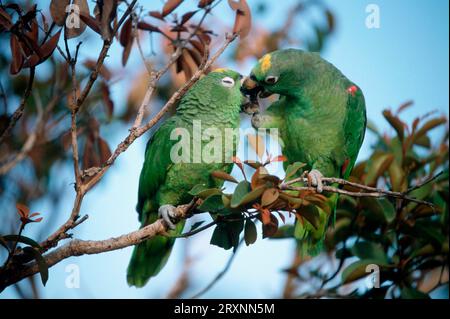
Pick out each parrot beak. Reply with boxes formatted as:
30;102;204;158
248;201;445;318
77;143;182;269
241;76;274;100
240;76;261;114
240;76;259;96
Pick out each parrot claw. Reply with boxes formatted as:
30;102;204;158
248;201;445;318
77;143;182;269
158;205;178;230
308;169;324;193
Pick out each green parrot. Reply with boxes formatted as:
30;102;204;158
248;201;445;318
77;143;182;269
242;49;366;255
127;69;244;287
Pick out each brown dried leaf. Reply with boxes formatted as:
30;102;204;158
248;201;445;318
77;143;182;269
122;36;134;66
50;0;70;26
10;35;24;75
198;0;214;8
180;10;198;25
80;13;101;35
187;47;203;67
325;9;335;32
190;39;205;56
101;82;114;121
397;100;414;114
120;17;133;47
149;10;165;21
27;19;39;43
96;0;117;41
65;0;89;39
228;0;251;38
97;137;112;163
196;32;211;45
162;0;184;17
83;136;99;169
0;7;13;30
23;30;62;68
137;21;160;32
261;188;279;207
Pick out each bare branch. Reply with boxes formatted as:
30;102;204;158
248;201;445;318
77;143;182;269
83;33;237;190
280;176;436;207
0;202;195;291
0;68;36;145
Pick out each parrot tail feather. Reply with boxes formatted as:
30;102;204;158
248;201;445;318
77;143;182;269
127;221;184;287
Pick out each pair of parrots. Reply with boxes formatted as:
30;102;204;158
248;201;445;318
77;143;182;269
127;49;367;287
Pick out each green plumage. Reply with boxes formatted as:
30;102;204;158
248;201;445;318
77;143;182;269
249;49;366;254
127;70;243;287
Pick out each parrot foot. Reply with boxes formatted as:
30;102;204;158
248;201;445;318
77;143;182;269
158;205;178;230
307;169;324;193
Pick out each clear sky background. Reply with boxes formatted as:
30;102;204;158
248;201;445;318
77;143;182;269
1;0;449;298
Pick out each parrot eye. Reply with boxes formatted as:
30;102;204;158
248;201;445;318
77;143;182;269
221;76;235;88
265;75;278;85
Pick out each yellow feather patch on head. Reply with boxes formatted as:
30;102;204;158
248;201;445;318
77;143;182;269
212;68;228;73
259;54;272;73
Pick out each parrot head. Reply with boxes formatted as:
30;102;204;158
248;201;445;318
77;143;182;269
178;68;246;115
205;68;244;102
241;49;311;101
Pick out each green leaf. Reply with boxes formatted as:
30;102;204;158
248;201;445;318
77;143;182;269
351;241;389;265
382;110;405;141
298;205;321;229
413;117;447;142
378;198;396;223
188;184;222;198
238;186;266;207
23;246;48;286
2;234;41;249
230;181;251;208
361;197;388;224
187;221;205;232
244;219;257;246
284;162;306;181
210;217;244;251
365;153;394;185
262;214;279;238
210;225;232;250
211;170;238;183
400;286;430;299
261;188;279;207
198;194;224;213
341;259;383;284
270;225;295;239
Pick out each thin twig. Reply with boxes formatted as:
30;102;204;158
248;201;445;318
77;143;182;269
0;201;193;291
280;176;435;207
191;238;244;299
83;33;237;190
0;67;36;145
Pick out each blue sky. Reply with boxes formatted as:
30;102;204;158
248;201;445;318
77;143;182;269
1;0;448;298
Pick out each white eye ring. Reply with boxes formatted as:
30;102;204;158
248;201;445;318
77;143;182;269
221;76;235;88
265;75;278;84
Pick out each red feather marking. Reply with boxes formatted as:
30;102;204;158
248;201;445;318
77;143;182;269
347;85;358;97
341;158;350;177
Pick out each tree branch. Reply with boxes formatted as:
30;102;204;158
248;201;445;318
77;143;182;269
280;176;436;207
0;67;35;145
0;202;195;291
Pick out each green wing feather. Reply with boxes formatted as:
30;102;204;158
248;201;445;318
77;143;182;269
127;118;183;287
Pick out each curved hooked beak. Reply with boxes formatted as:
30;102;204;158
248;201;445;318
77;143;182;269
241;76;274;99
240;77;262;114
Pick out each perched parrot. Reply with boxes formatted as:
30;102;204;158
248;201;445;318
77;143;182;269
127;69;244;287
242;49;366;255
